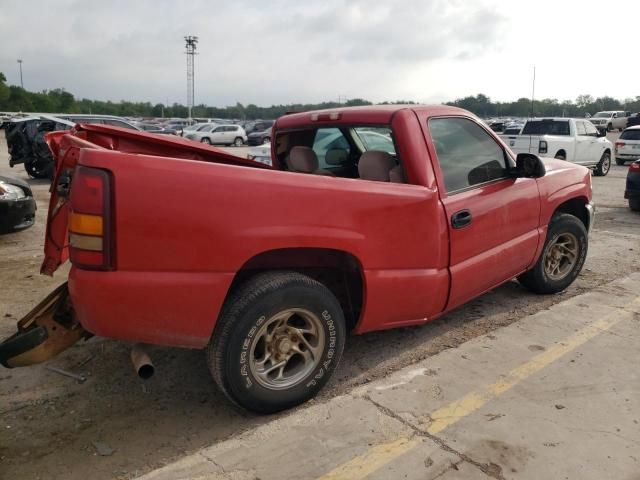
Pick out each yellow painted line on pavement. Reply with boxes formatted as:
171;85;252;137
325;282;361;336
318;296;639;480
319;437;421;480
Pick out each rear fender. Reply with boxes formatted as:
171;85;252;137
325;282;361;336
41;131;106;275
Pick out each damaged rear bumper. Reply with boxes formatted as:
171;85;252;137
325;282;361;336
0;283;89;368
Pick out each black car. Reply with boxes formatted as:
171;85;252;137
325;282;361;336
627;113;640;129
625;160;640;211
247;126;272;146
0;175;36;234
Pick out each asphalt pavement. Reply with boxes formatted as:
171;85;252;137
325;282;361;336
139;273;640;480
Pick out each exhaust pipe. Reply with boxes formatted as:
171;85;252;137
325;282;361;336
131;343;155;379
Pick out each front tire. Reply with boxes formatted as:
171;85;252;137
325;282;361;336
201;137;211;144
233;137;244;147
594;151;611;176
518;214;588;294
262;137;270;145
207;271;346;414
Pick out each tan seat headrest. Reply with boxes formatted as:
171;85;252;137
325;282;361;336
289;146;319;173
358;151;396;182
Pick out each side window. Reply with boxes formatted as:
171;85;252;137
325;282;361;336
429;117;508;194
584;121;598;136
576;122;587;136
312;128;351;168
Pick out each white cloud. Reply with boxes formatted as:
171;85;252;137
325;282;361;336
0;0;637;107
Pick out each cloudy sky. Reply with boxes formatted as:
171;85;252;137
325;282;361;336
0;0;638;107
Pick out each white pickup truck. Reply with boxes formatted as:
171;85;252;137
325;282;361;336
500;118;613;176
589;111;630;133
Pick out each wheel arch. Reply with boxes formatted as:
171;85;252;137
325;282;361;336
225;248;365;331
552;196;590;231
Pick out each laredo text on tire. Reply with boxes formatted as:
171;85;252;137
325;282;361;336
207;271;346;413
517;213;588;294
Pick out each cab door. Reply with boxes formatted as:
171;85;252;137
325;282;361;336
583;121;604;164
210;126;225;144
574;120;592;164
427;117;542;310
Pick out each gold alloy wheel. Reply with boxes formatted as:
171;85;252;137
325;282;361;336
543;232;579;281
249;308;325;390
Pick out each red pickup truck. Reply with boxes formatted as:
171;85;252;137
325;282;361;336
0;105;594;413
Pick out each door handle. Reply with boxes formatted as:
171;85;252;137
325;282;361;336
451;209;472;229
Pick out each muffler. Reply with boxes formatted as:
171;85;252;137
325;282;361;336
130;343;154;379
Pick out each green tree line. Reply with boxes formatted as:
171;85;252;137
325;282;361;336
446;93;640;118
1;72;638;120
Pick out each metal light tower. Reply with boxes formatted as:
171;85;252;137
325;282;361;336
17;59;23;89
184;36;198;120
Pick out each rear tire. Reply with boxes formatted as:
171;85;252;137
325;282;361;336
593;151;611;176
233;137;244;147
262;137;270;145
518;214;588;294
24;159;51;179
207;271;346;414
607;123;613;132
615;158;626;166
201;138;211;144
630;198;640;212
554;151;566;160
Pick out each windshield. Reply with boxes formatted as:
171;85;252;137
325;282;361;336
620;130;640;141
593;112;612;118
522;120;570;136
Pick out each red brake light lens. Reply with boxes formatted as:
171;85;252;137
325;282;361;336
630;162;640;172
69;166;113;270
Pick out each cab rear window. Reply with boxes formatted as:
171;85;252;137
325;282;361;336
522;121;570;136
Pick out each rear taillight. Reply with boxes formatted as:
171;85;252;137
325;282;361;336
630;162;640;172
615;142;625;151
539;140;548;154
68;166;113;270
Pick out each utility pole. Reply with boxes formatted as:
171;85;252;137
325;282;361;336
17;59;23;89
529;66;536;119
184;35;198;122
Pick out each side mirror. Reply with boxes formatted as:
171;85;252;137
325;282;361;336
511;153;546;178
